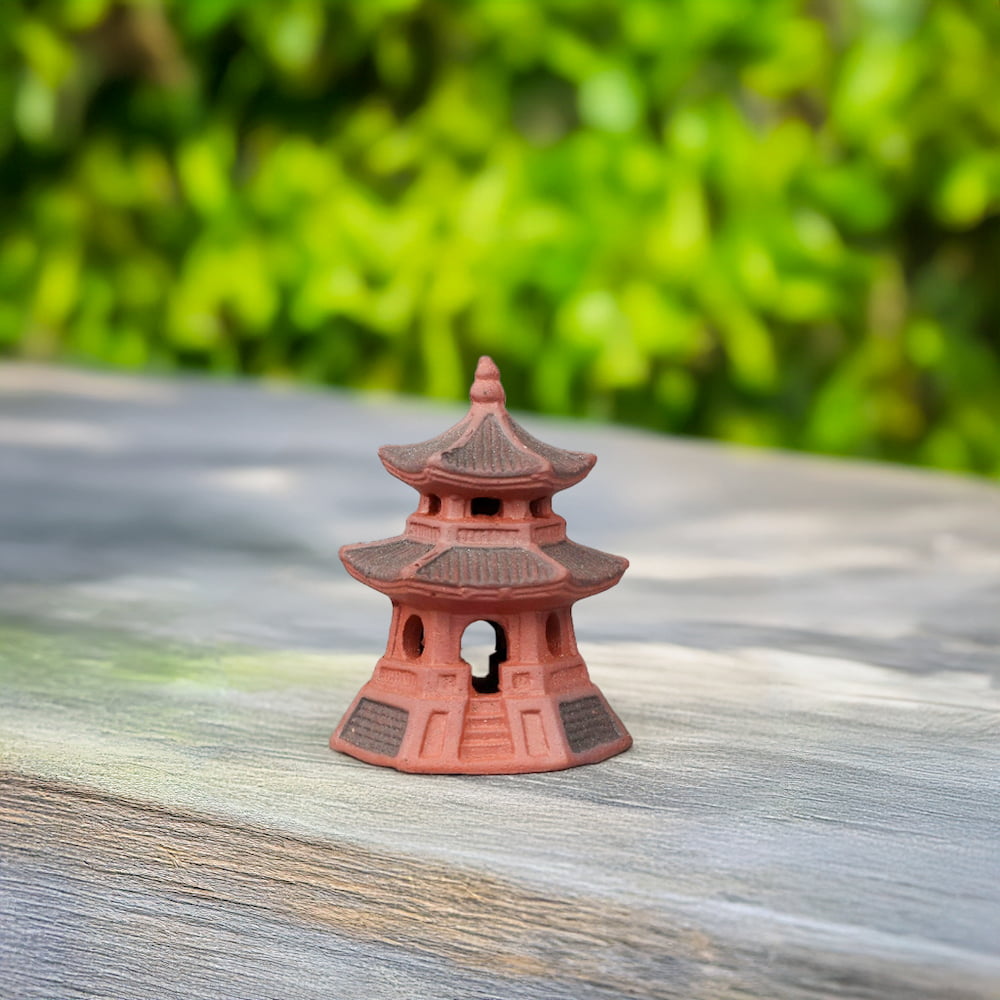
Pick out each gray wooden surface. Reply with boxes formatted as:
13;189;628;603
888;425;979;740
1;363;998;1000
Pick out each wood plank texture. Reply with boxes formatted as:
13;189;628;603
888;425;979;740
1;363;999;999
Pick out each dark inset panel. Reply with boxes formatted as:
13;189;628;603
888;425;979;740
340;698;409;757
559;695;620;754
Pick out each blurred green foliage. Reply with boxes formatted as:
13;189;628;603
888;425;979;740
1;0;999;473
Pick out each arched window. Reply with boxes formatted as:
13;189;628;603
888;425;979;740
461;620;507;694
545;612;563;656
401;614;424;659
530;497;551;517
425;494;441;515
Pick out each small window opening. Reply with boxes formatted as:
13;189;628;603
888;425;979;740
545;612;563;656
402;614;424;659
462;620;507;694
471;496;501;517
530;497;550;517
425;494;441;515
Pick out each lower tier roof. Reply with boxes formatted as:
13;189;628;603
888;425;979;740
340;536;626;595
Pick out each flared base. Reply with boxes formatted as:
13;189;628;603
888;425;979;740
330;666;632;774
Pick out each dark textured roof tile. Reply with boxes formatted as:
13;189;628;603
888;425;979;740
440;414;543;478
342;538;433;581
379;408;594;485
541;540;626;586
416;547;559;588
508;420;595;479
379;421;468;474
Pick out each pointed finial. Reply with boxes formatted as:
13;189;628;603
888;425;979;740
469;355;505;404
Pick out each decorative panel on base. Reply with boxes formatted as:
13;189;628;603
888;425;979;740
330;356;632;774
330;678;632;775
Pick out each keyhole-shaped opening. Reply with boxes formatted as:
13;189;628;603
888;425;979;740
461;620;507;694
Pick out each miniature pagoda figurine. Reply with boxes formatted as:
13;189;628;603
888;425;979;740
330;356;632;773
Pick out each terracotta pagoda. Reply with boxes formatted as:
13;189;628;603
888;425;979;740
330;356;632;773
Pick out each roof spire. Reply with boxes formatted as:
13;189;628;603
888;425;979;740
470;355;505;405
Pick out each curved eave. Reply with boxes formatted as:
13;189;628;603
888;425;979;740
339;537;435;587
377;409;596;494
376;419;470;478
347;578;623;607
340;536;627;600
339;570;624;606
377;461;592;495
540;539;628;590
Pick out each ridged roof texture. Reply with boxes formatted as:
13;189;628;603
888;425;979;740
339;356;628;600
346;539;434;582
379;356;595;488
341;537;626;595
417;547;557;587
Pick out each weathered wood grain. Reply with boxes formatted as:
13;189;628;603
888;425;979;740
3;770;995;1000
1;364;999;999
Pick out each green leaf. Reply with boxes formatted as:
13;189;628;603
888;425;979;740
578;69;642;134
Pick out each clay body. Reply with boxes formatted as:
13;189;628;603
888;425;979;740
330;356;632;773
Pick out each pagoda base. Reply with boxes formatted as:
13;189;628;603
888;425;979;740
330;665;632;774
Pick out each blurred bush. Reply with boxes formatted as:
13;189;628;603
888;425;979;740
1;0;998;473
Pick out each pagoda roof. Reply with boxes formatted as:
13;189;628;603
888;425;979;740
341;536;626;597
379;357;595;491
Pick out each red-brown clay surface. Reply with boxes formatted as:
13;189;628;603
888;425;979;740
330;356;633;773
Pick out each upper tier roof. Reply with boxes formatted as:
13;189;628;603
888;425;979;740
379;357;595;491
